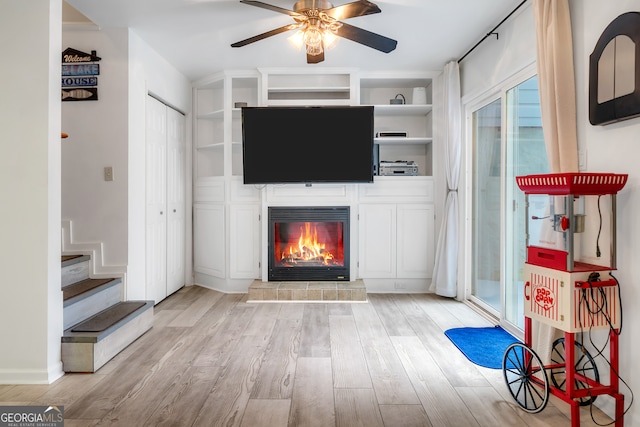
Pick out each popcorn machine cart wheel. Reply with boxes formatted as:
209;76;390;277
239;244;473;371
501;173;628;427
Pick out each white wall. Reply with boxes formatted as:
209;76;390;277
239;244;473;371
460;1;640;423
61;28;130;272
61;27;191;300
0;0;64;384
460;3;536;101
571;1;640;424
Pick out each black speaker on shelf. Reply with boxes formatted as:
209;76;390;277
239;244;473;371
372;143;380;176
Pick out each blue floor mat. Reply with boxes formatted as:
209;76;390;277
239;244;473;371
444;326;520;369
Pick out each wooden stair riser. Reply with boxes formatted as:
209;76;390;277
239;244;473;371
61;257;90;287
61;305;154;372
63;283;122;330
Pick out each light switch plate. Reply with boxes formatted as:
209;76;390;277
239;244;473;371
104;166;113;181
578;150;587;171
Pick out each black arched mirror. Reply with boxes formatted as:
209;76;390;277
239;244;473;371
589;12;640;125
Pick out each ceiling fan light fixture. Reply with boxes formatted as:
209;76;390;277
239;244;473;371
303;25;323;55
287;29;305;50
305;42;323;56
322;30;338;50
232;0;397;64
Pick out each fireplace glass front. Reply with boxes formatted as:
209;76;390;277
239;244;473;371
268;206;350;281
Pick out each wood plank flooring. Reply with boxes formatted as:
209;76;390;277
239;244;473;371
0;286;615;426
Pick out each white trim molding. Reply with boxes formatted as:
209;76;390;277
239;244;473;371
0;363;64;385
61;219;128;293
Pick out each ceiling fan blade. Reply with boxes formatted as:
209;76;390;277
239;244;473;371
239;0;302;17
231;23;302;48
307;50;325;64
335;22;397;53
324;1;381;20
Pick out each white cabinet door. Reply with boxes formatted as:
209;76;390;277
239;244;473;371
194;204;226;278
397;204;434;279
359;203;434;280
358;204;396;278
146;96;186;303
166;106;186;295
229;204;260;279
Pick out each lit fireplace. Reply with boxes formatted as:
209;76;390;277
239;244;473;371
278;222;342;266
269;206;349;281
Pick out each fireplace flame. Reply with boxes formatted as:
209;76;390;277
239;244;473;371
281;222;335;265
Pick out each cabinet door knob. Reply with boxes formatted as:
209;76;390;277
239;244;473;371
173;209;176;213
160;211;164;215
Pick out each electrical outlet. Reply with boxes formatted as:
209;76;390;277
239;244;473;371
104;166;113;181
394;282;406;290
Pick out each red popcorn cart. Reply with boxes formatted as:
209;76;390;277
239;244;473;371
502;173;628;426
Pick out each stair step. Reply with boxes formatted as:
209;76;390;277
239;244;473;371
61;300;154;372
63;277;120;304
61;254;88;266
63;278;122;330
70;301;147;332
61;254;90;287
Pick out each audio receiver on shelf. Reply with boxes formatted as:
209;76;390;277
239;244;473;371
376;131;407;137
379;160;418;176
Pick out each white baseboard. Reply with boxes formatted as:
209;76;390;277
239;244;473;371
361;278;432;293
193;272;253;294
0;363;64;385
61;219;127;294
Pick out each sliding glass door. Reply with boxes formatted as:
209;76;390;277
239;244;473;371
469;72;547;331
471;98;502;314
504;76;548;329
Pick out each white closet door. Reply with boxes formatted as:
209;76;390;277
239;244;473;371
146;96;168;304
166;106;186;295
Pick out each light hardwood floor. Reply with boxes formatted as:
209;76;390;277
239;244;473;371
0;286;615;426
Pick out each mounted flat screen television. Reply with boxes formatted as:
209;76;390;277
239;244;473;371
241;106;374;184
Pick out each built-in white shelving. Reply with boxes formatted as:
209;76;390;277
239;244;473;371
360;73;434;177
192;68;439;292
375;137;433;145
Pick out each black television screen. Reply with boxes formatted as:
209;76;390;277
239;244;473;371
241;106;374;184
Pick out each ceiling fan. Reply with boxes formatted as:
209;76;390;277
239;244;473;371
231;0;397;64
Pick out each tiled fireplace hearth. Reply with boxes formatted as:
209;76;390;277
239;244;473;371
248;280;367;302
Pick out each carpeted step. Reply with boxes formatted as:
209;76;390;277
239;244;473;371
62;300;154;372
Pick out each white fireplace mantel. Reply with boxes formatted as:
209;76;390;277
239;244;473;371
261;183;360;282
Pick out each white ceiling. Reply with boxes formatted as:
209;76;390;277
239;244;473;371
64;0;522;81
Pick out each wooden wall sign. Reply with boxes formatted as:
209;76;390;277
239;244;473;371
61;48;101;101
62;77;98;87
62;64;100;76
62;87;98;101
589;12;640;125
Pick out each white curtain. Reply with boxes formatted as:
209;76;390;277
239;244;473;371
430;61;461;298
532;0;579;361
534;0;579;173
